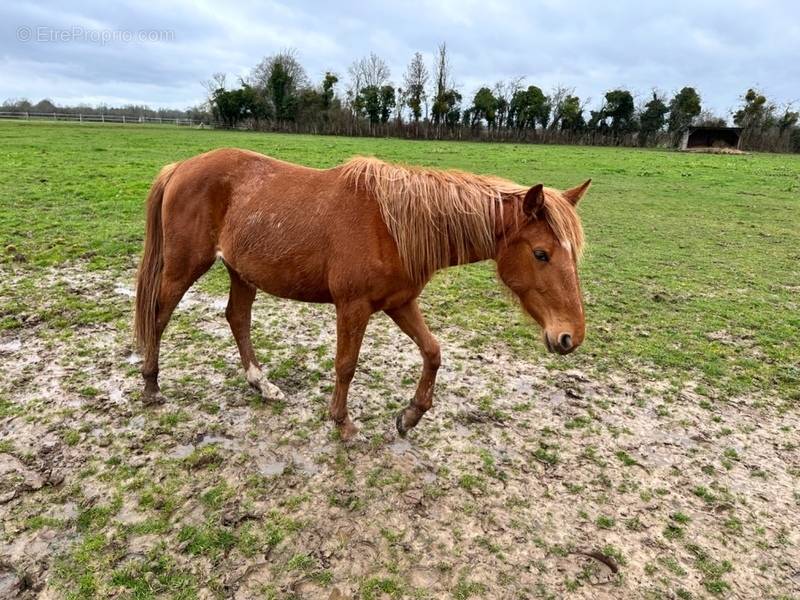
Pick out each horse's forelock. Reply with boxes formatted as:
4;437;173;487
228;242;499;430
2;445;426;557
540;189;585;259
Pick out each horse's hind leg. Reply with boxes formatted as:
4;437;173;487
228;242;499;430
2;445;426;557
225;267;284;401
141;264;211;404
386;300;441;436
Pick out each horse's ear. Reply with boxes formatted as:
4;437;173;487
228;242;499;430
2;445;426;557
522;184;545;218
563;179;591;206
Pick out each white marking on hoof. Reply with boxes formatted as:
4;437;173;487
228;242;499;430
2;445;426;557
246;363;285;401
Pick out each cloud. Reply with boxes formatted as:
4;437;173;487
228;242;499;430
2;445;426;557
2;0;798;115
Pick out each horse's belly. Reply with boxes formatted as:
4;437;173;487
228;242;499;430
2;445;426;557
229;255;333;303
219;210;335;302
256;275;333;303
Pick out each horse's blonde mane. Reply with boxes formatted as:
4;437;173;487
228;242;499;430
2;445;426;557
341;156;583;281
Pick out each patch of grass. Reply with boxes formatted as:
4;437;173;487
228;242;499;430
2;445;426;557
663;523;685;540
453;576;487;599
615;450;638;467
361;576;403;600
601;544;627;567
723;448;740;461
625;516;644;531
262;510;303;548
63;429;81;446
26;515;67;530
200;482;231;510
659;555;687;577
687;544;732;596
671;511;691;524
458;473;487;494
691;485;717;504
177;523;236;557
109;548;197;599
286;552;315;572
477;448;506;481
53;533;109;599
183;444;223;469
723;516;743;535
533;443;559;465
0;397;20;419
565;414;592;429
76;497;121;532
595;515;615;529
158;410;189;430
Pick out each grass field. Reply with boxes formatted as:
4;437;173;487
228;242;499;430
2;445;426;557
2;121;798;400
1;121;799;599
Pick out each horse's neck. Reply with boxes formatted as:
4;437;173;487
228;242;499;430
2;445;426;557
442;195;523;268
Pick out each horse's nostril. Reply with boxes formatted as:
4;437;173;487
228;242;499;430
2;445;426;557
558;333;572;351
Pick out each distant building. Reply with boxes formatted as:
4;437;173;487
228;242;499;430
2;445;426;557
679;127;742;150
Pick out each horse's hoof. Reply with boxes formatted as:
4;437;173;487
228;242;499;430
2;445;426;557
249;378;285;402
262;381;285;402
395;410;408;438
337;418;359;442
142;391;165;407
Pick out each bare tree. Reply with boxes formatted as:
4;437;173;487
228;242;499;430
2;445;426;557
347;52;391;116
201;72;227;110
202;72;227;94
346;62;364;112
348;53;390;89
431;42;455;126
250;49;309;90
432;43;451;102
365;52;391;87
547;84;574;131
403;52;429;123
493;77;524;129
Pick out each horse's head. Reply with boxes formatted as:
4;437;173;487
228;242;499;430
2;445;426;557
496;180;590;355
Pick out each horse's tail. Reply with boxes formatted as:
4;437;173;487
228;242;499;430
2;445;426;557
134;162;179;357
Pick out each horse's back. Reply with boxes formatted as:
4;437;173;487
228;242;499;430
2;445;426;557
163;148;408;305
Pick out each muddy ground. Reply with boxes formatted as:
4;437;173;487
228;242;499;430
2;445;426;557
1;263;798;599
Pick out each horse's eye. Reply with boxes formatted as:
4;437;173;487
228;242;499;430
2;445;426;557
534;250;549;262
533;249;549;263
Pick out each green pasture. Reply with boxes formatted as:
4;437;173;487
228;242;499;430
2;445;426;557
1;120;798;401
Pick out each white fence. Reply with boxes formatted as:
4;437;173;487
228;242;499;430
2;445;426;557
0;111;205;126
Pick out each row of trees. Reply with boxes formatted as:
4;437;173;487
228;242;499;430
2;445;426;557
4;45;798;153
201;45;798;152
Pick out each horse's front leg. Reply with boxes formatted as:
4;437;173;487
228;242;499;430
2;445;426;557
330;301;372;441
385;300;441;436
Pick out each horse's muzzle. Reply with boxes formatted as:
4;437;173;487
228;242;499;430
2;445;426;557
544;331;577;355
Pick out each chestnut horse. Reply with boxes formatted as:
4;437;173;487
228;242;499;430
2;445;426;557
134;149;590;440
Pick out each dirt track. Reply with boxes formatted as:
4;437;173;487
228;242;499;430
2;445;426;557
1;263;798;599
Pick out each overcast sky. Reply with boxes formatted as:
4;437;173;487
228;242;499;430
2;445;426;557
2;0;799;118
